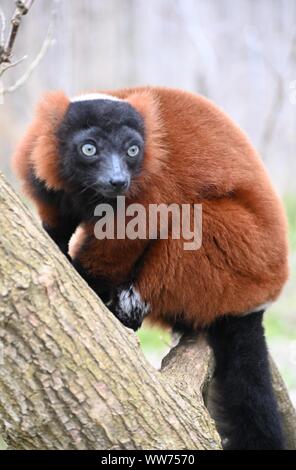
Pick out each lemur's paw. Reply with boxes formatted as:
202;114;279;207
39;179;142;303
109;285;150;331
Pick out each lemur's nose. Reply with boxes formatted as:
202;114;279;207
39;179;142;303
109;177;128;189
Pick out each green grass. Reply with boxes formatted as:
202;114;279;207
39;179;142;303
285;195;296;250
265;196;296;336
0;436;7;450
264;310;295;340
137;325;170;354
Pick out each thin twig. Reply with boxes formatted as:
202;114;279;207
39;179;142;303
0;54;27;77
0;7;6;48
2;20;55;95
2;0;35;64
0;1;57;100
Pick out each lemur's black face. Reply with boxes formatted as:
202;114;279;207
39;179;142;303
57;96;145;199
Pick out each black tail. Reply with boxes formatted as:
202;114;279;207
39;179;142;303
207;311;285;450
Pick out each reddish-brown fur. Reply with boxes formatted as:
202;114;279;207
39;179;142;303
12;92;69;226
13;86;289;328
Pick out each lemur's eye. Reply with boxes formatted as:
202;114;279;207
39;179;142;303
127;145;139;157
81;142;97;157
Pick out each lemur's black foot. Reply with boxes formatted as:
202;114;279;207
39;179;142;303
207;311;285;450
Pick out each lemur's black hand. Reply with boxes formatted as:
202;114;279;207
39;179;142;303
71;259;146;330
107;284;150;331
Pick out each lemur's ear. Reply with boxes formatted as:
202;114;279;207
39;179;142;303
12;91;70;190
31;91;70;189
126;90;168;176
35;91;70;128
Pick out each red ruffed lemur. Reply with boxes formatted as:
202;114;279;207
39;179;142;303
13;87;289;450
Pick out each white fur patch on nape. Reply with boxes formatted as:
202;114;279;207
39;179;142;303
70;93;123;103
243;301;273;316
118;285;150;316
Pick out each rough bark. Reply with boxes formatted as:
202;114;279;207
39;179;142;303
0;173;221;450
269;357;296;450
0;172;295;450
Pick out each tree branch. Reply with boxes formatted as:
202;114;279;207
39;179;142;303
269;356;296;450
0;171;295;449
0;172;221;450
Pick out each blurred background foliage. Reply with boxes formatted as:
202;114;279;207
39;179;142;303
0;0;295;404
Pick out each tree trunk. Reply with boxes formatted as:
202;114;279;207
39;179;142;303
0;172;295;450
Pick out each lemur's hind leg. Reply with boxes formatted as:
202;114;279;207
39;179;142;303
207;310;284;450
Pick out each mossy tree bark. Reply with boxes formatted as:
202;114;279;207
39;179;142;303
0;172;295;450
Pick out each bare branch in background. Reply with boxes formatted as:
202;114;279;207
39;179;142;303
2;20;55;95
174;0;217;97
0;0;57;98
0;0;35;71
245;29;296;158
0;6;6;48
0;54;28;75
